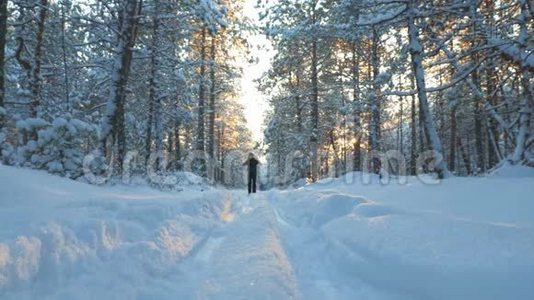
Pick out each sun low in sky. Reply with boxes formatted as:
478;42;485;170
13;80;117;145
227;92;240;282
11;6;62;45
239;0;274;143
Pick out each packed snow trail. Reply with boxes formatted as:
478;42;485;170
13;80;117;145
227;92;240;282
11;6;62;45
1;165;534;299
191;192;299;299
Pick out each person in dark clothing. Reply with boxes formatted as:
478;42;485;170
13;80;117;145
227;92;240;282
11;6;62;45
243;153;260;194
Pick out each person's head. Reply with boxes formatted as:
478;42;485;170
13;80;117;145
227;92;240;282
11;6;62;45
248;152;254;159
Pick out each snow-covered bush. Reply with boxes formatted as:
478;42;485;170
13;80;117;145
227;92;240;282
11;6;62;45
16;117;98;178
15;118;50;164
123;170;209;192
0;131;16;165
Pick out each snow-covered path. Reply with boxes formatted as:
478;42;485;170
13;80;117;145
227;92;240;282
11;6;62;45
1;165;534;299
191;192;299;299
0;166;302;300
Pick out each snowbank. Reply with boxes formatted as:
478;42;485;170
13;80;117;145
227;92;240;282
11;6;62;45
0;165;226;299
488;162;534;178
269;166;534;299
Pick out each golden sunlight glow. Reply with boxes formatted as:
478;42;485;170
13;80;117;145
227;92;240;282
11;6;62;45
219;195;235;222
239;0;274;142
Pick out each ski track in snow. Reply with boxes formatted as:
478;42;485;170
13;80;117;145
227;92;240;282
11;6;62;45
1;165;534;299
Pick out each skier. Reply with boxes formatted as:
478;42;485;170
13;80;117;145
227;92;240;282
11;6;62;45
243;153;260;194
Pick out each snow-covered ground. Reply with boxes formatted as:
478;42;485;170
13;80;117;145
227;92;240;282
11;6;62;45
1;165;533;299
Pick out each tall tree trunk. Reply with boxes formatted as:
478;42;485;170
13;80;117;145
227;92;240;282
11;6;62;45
418;95;426;152
471;2;486;173
99;0;142;174
449;106;457;172
351;41;361;171
504;90;511;156
296;75;303;134
196;26;207;152
511;71;533;164
329;129;340;177
410;75;417;175
289;70;303;134
150;0;165;169
60;0;70;111
485;67;499;168
369;26;380;153
308;0;320;181
219;124;226;182
31;0;47;117
339;60;347;173
407;1;448;178
310;36;319;181
15;6;32;119
208;34;216;159
458;137;472;175
145;89;154;165
487;119;503;163
167;131;173;167
184;124;192;152
0;0;8;110
397;55;405;155
398;96;404;154
473;69;486;173
115;98;126;173
174;121;182;169
484;0;499;168
443;39;455;173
